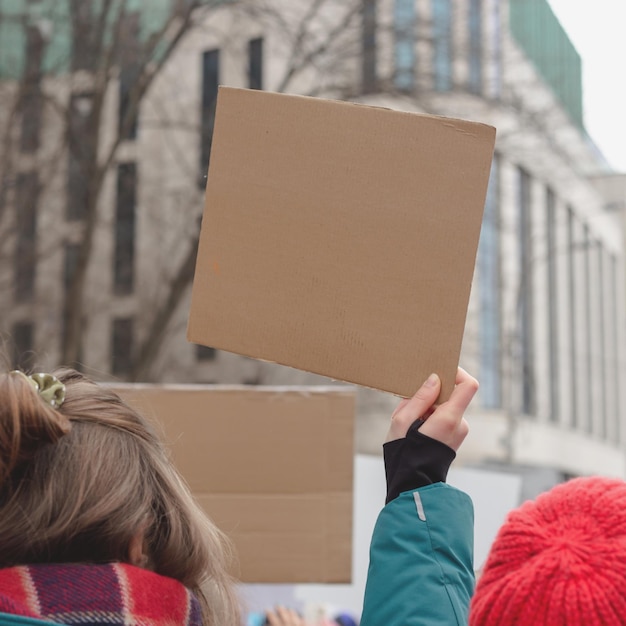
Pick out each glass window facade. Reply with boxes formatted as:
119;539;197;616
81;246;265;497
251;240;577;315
362;0;378;93
518;167;535;416
14;172;39;303
393;0;415;91
114;163;137;295
432;0;452;91
478;155;501;408
468;0;482;94
111;317;134;376
248;37;263;90
546;187;559;422
200;48;220;183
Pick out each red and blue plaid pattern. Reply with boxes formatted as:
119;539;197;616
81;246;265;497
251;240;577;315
0;563;202;626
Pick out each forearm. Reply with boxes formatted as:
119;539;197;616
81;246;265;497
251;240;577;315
362;369;477;625
361;484;475;626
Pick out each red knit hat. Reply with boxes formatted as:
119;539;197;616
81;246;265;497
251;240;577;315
469;476;626;626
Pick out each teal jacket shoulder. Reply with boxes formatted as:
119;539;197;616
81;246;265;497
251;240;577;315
360;483;475;626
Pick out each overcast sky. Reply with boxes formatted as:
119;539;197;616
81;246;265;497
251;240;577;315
547;0;626;172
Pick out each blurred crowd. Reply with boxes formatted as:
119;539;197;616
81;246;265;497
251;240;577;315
247;607;358;626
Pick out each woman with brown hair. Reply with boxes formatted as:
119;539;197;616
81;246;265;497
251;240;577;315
0;368;241;626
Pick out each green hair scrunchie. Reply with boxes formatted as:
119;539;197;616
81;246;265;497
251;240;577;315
11;371;66;409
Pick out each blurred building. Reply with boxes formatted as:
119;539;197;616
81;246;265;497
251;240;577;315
1;0;625;476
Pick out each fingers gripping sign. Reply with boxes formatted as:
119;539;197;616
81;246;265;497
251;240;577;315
386;368;477;450
383;368;478;503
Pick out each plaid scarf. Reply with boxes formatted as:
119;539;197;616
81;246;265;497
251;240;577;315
0;562;203;626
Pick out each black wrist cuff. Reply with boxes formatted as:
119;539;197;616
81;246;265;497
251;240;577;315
383;419;456;504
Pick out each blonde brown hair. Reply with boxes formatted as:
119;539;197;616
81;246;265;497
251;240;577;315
0;368;241;626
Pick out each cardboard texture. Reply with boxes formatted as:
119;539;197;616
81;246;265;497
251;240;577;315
111;384;356;584
188;87;496;399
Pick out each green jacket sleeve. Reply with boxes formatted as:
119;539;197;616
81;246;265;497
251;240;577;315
360;483;475;626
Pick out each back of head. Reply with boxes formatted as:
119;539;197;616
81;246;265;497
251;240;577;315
0;368;240;626
469;476;626;626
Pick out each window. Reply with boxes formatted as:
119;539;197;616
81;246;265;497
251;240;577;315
248;38;263;90
114;163;136;295
119;67;139;140
14;172;39;303
596;243;607;438
67;93;94;221
610;254;621;442
546;188;559;422
518;168;534;415
393;0;416;91
71;0;95;71
111;317;134;376
488;0;502;98
582;224;593;433
12;321;34;370
118;13;140;140
196;344;217;361
468;0;482;94
566;206;578;429
432;0;452;91
21;26;44;153
0;164;6;213
64;242;81;289
61;242;84;370
478;155;501;408
362;0;377;93
200;49;220;184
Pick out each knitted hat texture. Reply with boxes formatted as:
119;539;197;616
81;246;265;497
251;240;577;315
469;476;626;626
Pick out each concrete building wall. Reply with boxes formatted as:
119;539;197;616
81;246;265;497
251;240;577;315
2;0;625;473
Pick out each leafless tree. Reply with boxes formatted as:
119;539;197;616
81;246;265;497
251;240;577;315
0;0;367;380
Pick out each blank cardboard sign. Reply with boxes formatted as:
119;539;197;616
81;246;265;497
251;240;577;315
111;384;356;583
188;87;496;399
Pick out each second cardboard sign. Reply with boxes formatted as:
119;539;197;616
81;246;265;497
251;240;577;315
113;384;355;583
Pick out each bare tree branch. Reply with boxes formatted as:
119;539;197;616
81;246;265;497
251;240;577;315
131;234;200;381
276;1;361;93
60;1;212;365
